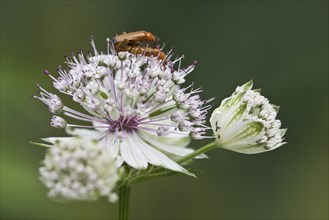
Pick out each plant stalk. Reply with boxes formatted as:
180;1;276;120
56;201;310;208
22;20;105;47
119;184;131;220
177;141;217;164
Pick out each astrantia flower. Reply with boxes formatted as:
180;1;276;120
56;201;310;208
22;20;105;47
39;137;121;202
34;37;211;175
210;81;286;154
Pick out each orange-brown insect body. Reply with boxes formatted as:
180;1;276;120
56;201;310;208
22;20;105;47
113;31;166;62
112;31;157;45
119;45;166;61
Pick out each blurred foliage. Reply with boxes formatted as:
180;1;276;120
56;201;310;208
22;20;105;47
1;1;328;219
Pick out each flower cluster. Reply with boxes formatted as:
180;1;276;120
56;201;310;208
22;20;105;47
39;137;121;202
34;38;211;175
34;33;287;209
210;81;286;154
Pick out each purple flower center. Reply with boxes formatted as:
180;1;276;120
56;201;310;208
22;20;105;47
108;115;140;132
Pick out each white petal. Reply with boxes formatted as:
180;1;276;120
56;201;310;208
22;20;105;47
226;144;268;154
119;134;148;169
115;156;124;167
139;130;205;159
65;127;102;138
131;133;195;177
141;130;190;147
41;137;75;144
100;134;120;158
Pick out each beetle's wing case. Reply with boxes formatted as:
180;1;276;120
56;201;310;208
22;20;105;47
111;30;147;43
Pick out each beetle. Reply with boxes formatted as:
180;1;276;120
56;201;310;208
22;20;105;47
115;44;166;61
112;31;166;62
112;30;158;45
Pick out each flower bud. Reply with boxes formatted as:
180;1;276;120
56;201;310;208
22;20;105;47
50;116;67;129
210;81;286;154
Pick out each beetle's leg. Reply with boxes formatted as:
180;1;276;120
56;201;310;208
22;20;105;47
130;46;144;55
114;39;130;51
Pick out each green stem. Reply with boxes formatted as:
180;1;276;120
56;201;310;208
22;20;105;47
131;142;218;183
177;141;217;164
119;184;131;220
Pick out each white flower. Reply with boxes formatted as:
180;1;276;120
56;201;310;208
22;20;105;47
39;137;121;202
34;37;210;176
210;81;286;154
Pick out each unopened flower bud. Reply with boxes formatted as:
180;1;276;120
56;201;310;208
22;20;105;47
210;81;286;154
50;116;67;129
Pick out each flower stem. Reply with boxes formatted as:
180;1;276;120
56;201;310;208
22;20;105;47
130;142;218;184
119;184;131;220
177;141;217;164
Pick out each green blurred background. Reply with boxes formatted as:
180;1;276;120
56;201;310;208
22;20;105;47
1;1;328;219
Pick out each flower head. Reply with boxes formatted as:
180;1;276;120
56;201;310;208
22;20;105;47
210;81;286;154
39;137;121;202
34;37;210;175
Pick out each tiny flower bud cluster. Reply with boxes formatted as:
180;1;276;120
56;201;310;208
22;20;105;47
39;137;121;202
50;116;66;129
210;81;286;154
34;85;63;114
